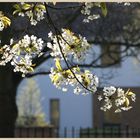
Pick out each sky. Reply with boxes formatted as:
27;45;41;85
17;45;140;129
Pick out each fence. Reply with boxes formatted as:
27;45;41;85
14;126;140;138
14;126;55;137
56;126;140;138
79;126;140;138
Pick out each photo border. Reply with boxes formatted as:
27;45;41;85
0;0;139;140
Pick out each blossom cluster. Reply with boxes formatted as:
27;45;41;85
0;11;11;31
13;3;46;25
0;35;44;77
47;29;91;61
81;3;100;23
0;3;137;114
49;58;99;95
98;86;136;113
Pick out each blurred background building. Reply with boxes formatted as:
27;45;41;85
17;43;140;136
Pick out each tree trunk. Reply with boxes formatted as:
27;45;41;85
0;90;17;137
0;3;22;137
0;66;22;137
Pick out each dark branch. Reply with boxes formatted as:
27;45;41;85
46;3;83;10
88;40;140;48
26;71;50;77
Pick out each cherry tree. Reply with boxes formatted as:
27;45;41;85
0;2;137;137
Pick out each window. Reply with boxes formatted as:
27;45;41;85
50;99;60;128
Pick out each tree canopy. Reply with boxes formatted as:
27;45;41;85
0;2;138;114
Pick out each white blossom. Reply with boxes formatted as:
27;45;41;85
74;86;82;94
15;3;46;26
81;3;100;23
62;87;68;92
121;106;132;111
103;86;116;96
131;94;136;102
117;88;125;97
49;58;99;95
98;87;136;113
115;109;121;113
0;19;4;31
98;95;103;101
0;35;44;76
47;29;91;61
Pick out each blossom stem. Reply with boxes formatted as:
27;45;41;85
44;3;94;93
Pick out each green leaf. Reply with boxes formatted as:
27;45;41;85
13;44;18;49
31;47;37;52
27;67;34;72
22;3;32;10
127;91;134;96
1;16;11;27
84;77;90;87
52;74;59;83
34;7;40;12
13;10;21;15
100;2;107;17
55;58;62;71
17;49;20;55
25;47;31;53
37;4;46;10
13;4;21;10
125;97;130;107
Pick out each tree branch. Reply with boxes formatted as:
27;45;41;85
88;40;140;48
46;3;83;10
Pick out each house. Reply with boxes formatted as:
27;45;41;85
16;3;140;136
17;44;140;133
93;87;140;129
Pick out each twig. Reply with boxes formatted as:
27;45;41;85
44;2;94;93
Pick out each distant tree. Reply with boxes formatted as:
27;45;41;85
16;78;47;127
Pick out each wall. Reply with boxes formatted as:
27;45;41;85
17;46;140;130
93;49;140;128
17;76;93;130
